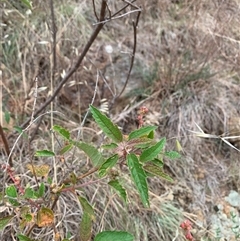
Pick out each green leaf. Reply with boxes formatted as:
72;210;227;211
6;185;18;198
24;213;33;222
24;187;35;199
108;180;127;203
47;177;53;185
94;231;134;241
73;141;105;167
128;137;153;149
0;216;13;230
59;143;73;155
79;197;95;221
20;0;32;9
4;111;11;124
140;137;166;162
150;158;164;168
101;143;118;149
6;185;20;206
143;163;173;182
66;231;72;239
90;105;123;143
164;151;181;159
53;125;70;140
98;154;119;177
37;183;45;198
128;126;157;140
14;126;23;134
127;154;149;207
8;198;20;206
17;234;34;241
148;130;154;139
80;212;92;241
35;150;55;157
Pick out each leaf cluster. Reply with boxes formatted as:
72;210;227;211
1;105;181;241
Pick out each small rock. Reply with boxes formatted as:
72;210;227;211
225;190;240;207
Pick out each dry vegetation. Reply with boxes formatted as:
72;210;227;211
1;0;240;240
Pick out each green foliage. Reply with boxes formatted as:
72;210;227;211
20;0;32;9
3;106;180;240
98;154;119;177
23;183;45;199
127;154;149;207
90;105;123;143
108;180;127;203
80;212;92;241
78;196;95;221
144;163;173;182
230;212;240;239
13;126;24;134
52;125;71;140
128;126;157;140
94;231;134;241
5;185;20;206
59;143;73;155
164;151;181;159
0;216;14;230
4;111;11;124
34;150;55;157
74;141;105;167
79;196;95;241
140;137;166;162
17;234;34;241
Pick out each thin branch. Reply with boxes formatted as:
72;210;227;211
93;8;141;25
113;10;141;101
28;115;43;143
92;0;99;21
30;77;38;124
50;0;58;185
106;1;112;19
20;0;107;129
0;123;12;167
112;0;136;18
63;167;98;185
122;0;139;9
50;0;57;80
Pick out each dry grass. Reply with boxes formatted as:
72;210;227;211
1;0;240;241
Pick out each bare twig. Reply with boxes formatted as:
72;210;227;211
49;0;57;80
123;0;139;9
0;123;12;167
112;0;136;18
93;8;141;25
113;9;141;101
50;0;58;186
92;0;99;21
63;167;99;185
30;77;38;124
106;1;112;19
